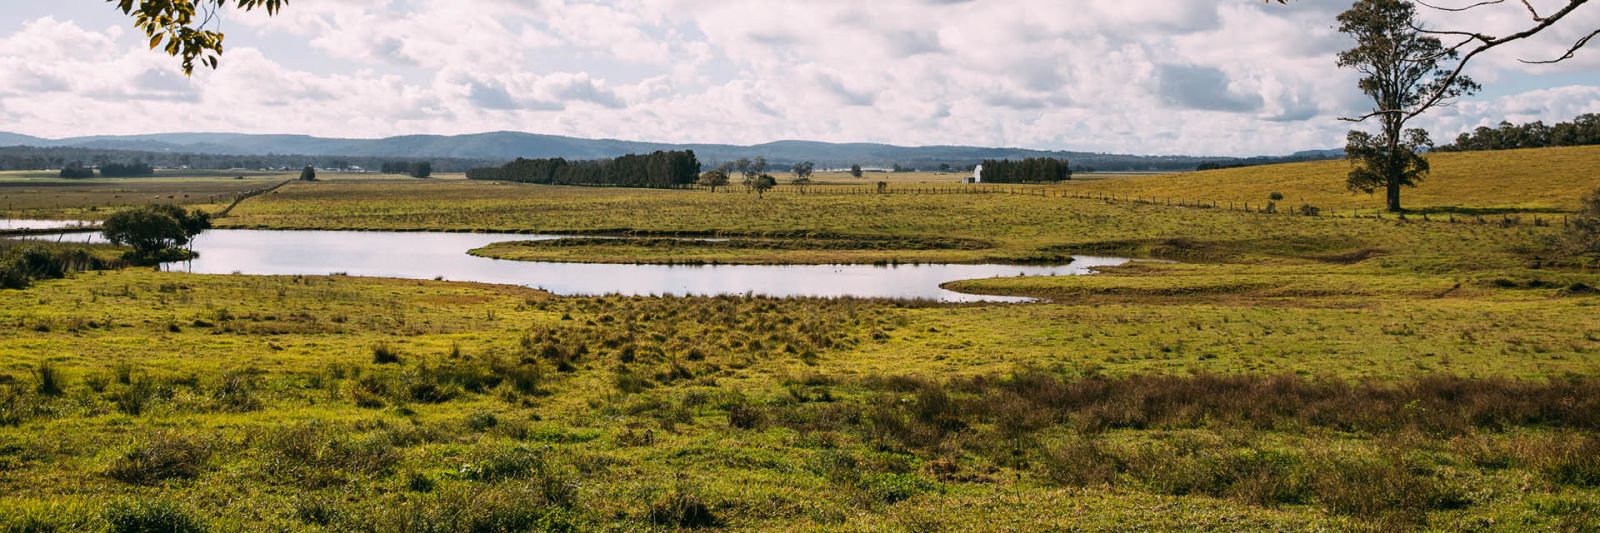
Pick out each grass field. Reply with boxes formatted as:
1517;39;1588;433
219;175;1571;268
4;150;1600;530
1060;145;1600;214
2;263;1598;530
0;174;289;221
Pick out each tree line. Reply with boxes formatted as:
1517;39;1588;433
100;162;155;177
379;161;433;178
980;157;1072;183
0;146;492;173
466;150;700;187
1437;114;1600;152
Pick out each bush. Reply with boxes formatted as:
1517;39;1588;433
211;368;262;412
1564;186;1600;260
257;423;399;488
33;362;64;396
1299;204;1322;216
727;402;767;430
1040;436;1121;487
113;379;159;416
648;480;720;529
105;431;212;485
102;500;206;533
1545;436;1600;487
371;343;401;364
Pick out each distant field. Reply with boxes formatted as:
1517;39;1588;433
1059;145;1600;214
219;178;1559;269
0;174;289;220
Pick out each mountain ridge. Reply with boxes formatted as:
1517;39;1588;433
0;131;1338;171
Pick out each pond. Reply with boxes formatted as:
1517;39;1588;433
19;228;1128;302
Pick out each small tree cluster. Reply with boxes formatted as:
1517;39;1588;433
697;163;732;192
102;204;212;264
379;161;434;178
979;158;1072;183
790;161;815;186
101;162;155;177
59;163;95;178
299;165;317;181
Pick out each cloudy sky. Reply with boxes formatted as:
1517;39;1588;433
1;0;1597;156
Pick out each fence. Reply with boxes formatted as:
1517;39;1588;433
215;179;295;218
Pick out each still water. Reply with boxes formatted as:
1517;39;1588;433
0;219;91;230
24;228;1128;302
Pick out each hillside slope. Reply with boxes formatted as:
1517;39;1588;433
1067;145;1600;213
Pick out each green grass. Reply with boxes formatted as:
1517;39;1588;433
2;270;1599;530
5;152;1600;529
1060;145;1600;214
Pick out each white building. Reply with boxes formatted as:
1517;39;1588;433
964;164;984;184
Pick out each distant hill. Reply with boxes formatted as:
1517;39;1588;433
0;131;1337;172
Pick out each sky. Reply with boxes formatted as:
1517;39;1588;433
0;0;1597;156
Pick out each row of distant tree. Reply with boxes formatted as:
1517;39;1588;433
57;161;155;178
378;161;433;178
980;157;1072;183
1437;114;1600;152
0;146;490;173
466;150;700;187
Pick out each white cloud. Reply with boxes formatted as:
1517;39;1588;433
0;0;1596;156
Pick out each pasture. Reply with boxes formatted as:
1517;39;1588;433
1060;145;1600;214
2;149;1599;530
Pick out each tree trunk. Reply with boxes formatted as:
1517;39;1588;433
1386;179;1402;212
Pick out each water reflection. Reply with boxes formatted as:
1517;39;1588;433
21;228;1128;302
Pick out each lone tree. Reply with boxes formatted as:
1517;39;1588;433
102;204;211;263
300;165;317;181
409;162;432;179
790;161;815;182
1337;0;1479;212
850;164;863;179
698;164;732;192
790;161;815;191
751;174;777;198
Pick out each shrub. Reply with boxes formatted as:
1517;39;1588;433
1564;186;1600;260
467;410;499;432
105;431;212;485
371;343;401;365
648;480;720;529
102;500;206;533
1299;204;1322;216
257;423;399;487
33;362;64;396
114;379;159;416
727;403;767;430
1040;436;1121;487
211;368;262;412
1545;436;1600;487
